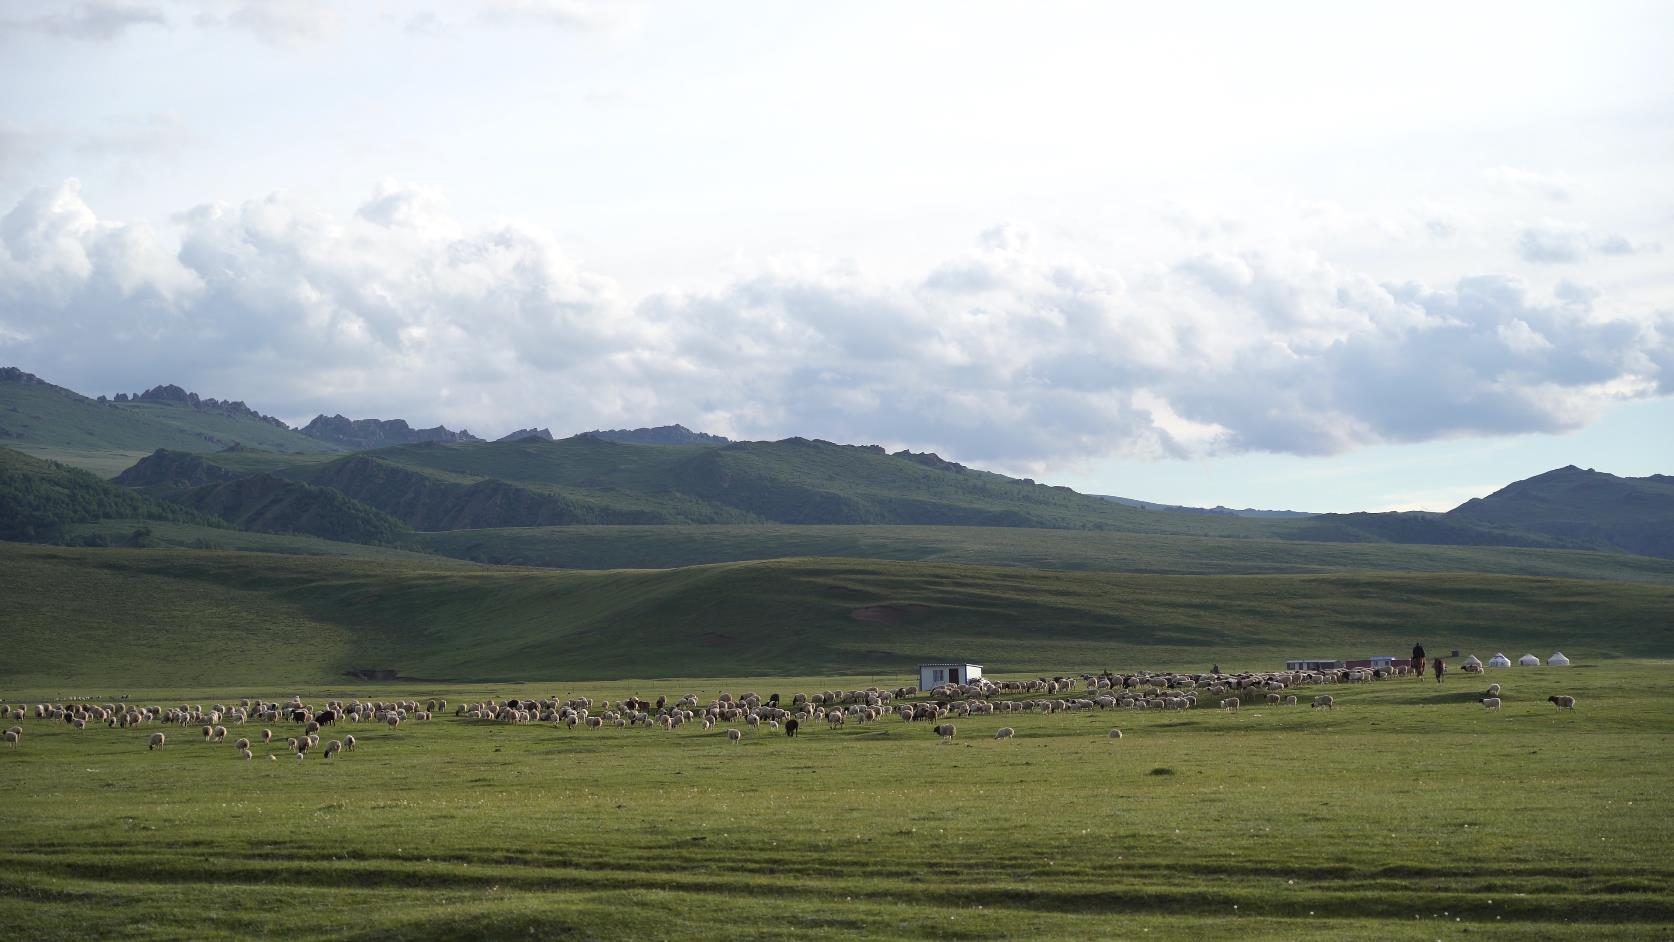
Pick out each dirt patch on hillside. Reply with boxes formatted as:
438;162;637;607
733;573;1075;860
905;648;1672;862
849;604;931;624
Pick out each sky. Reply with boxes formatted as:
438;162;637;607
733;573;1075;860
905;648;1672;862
1;0;1671;512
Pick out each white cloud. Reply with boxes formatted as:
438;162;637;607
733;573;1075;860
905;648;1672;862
0;1;167;41
1;180;1669;470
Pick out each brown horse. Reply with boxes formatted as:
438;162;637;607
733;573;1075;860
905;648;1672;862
1412;656;1427;680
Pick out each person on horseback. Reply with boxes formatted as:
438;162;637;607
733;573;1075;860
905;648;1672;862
1411;642;1426;679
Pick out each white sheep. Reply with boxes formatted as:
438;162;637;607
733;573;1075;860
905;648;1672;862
3;730;18;747
1108;728;1123;739
233;737;250;751
1486;683;1502;697
260;728;273;743
934;723;956;741
1220;698;1240;712
1481;697;1501;710
241;748;253;760
726;728;742;743
995;727;1016;741
1548;695;1576;709
148;732;166;750
1311;695;1334;710
343;734;357;750
323;740;342;758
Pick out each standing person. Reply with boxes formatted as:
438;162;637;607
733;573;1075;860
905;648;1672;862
1433;656;1445;684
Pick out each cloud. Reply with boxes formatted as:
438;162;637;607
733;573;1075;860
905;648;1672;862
1517;223;1651;265
186;0;335;46
0;1;167;40
478;0;641;32
1;180;1669;469
1517;223;1588;264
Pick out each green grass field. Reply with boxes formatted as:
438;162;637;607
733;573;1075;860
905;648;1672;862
418;523;1674;583
5;543;1673;688
1;663;1669;940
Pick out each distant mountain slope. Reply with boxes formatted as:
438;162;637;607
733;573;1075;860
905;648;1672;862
163;473;410;545
1448;466;1674;559
0;447;224;540
496;428;553;442
1100;494;1315;518
111;449;409;544
299;414;483;449
1286;511;1579;549
0;368;343;476
343;435;1246;531
582;424;730;445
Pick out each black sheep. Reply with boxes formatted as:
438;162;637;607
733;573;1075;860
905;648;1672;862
314;709;338;727
784;719;799;737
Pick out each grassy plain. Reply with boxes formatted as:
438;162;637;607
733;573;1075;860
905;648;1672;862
0;663;1669;940
5;543;1674;688
418;523;1674;583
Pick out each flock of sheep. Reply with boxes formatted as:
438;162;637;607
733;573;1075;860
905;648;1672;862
0;665;1577;754
0;696;424;758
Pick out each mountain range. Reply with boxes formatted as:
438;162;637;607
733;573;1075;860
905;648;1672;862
3;366;1670;567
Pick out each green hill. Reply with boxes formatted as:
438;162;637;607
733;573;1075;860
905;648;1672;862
1448;465;1674;558
3;543;1670;688
0;369;342;476
417;522;1674;583
0;448;226;541
283;436;1280;533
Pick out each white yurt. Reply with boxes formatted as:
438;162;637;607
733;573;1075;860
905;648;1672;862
1519;653;1541;666
1462;654;1483;669
1548;651;1571;666
1488;653;1512;668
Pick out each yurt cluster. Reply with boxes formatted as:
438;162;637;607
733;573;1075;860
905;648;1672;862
1470;651;1571;671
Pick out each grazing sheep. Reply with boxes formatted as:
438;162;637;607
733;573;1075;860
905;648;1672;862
296;751;305;761
260;728;273;743
1548;695;1576;710
148;732;166;750
995;726;1016;741
323;740;342;758
240;748;253;760
934;723;956;742
1486;683;1502;697
233;737;250;751
1311;695;1335;710
1108;728;1123;739
2;730;16;747
784;719;799;738
726;728;742;743
343;734;357;750
1220;698;1240;713
1481;697;1502;710
1265;693;1281;705
212;725;227;742
1283;696;1298;706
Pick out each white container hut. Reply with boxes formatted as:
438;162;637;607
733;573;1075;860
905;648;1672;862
1548;652;1570;666
919;662;982;689
1487;653;1512;668
1518;653;1541;666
